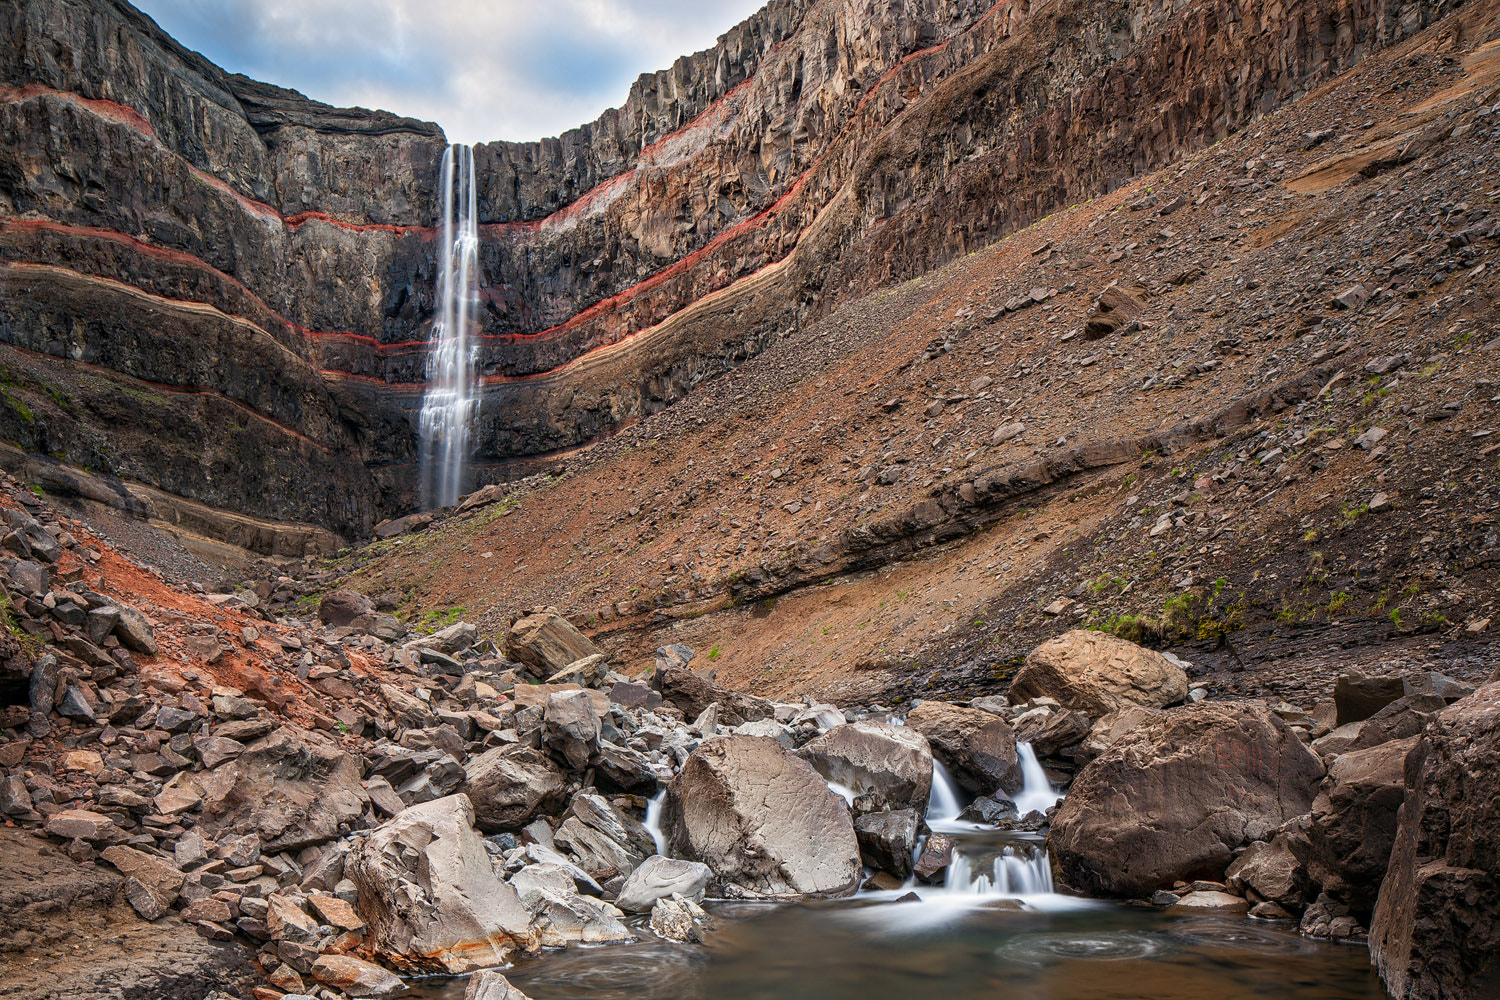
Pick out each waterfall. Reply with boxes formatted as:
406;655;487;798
945;841;1055;897
644;789;668;855
1011;742;1062;817
419;142;480;509
927;758;965;826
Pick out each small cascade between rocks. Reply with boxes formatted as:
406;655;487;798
644;788;669;855
418;142;480;509
945;840;1055;896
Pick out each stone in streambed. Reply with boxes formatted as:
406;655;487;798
466;970;534;1000
1050;700;1324;897
650;892;713;943
663;735;860;898
615;856;713;913
855;808;919;879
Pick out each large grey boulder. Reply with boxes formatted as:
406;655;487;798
466;970;533;1000
798;722;933;813
462;744;567;831
196;726;366;851
544;689;600;771
663;735;861;899
348;794;535;973
318;589;373;628
1010;630;1188;716
1051;701;1324;897
615;856;713;913
905;701;1021;795
1372;683;1500;1000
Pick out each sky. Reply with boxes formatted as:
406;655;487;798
134;0;768;145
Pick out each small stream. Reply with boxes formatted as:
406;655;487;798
406;748;1386;1000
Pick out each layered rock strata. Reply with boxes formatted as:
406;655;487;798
0;0;1465;540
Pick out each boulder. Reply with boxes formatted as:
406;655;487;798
592;741;659;794
653;664;772;727
466;970;533;1000
309;955;403;998
508;863;634;949
615;856;713;913
1010;630;1188;716
854;809;919;879
348;794;535;973
553;792;656;876
318;590;373;628
650;893;712;943
1225;829;1314;913
98;845;184;913
506;608;600;678
197;726;366;851
1051;701;1325;897
797;722;933;812
1334;670;1406;726
543;689;600;770
1306;737;1416;917
462;744;567;832
1371;683;1500;1000
905;701;1021;795
1312;695;1440;758
663;735;861;898
1076;705;1162;761
1013;706;1092;759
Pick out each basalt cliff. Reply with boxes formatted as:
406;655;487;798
0;0;1471;549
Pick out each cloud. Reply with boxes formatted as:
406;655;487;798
133;0;769;144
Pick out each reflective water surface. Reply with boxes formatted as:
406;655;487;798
407;899;1385;1000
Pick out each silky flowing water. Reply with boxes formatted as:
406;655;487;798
403;750;1385;1000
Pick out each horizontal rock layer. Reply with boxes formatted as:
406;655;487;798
0;0;1464;537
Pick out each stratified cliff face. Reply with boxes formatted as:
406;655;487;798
0;0;1464;544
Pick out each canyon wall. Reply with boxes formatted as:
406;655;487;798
0;0;1464;543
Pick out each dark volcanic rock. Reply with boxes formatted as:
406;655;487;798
1371;683;1500;1000
1051;701;1325;897
905;700;1021;795
1306;737;1417;918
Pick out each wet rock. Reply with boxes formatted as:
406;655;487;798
650;892;712;943
1013;706;1092;759
348;794;535;973
1052;701;1324;897
506;608;600;678
197;725;366;851
310;954;404;998
653;664;773;726
957;795;1019;826
905;701;1021;795
1170;889;1248;913
462;744;568;831
466;969;534;1000
1371;683;1500;999
663;735;860;898
509;863;634;948
615;856;713;913
914;832;955;883
1011;630;1188;716
798;722;933;812
854;808;919;879
1306;737;1416;918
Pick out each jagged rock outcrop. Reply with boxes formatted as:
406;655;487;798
797;722;933;812
0;0;1464;542
1371;683;1500;1000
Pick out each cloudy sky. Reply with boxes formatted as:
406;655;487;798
135;0;767;144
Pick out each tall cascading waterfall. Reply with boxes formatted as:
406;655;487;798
419;143;480;509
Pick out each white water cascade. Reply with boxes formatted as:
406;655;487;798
418;142;480;509
644;788;669;855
